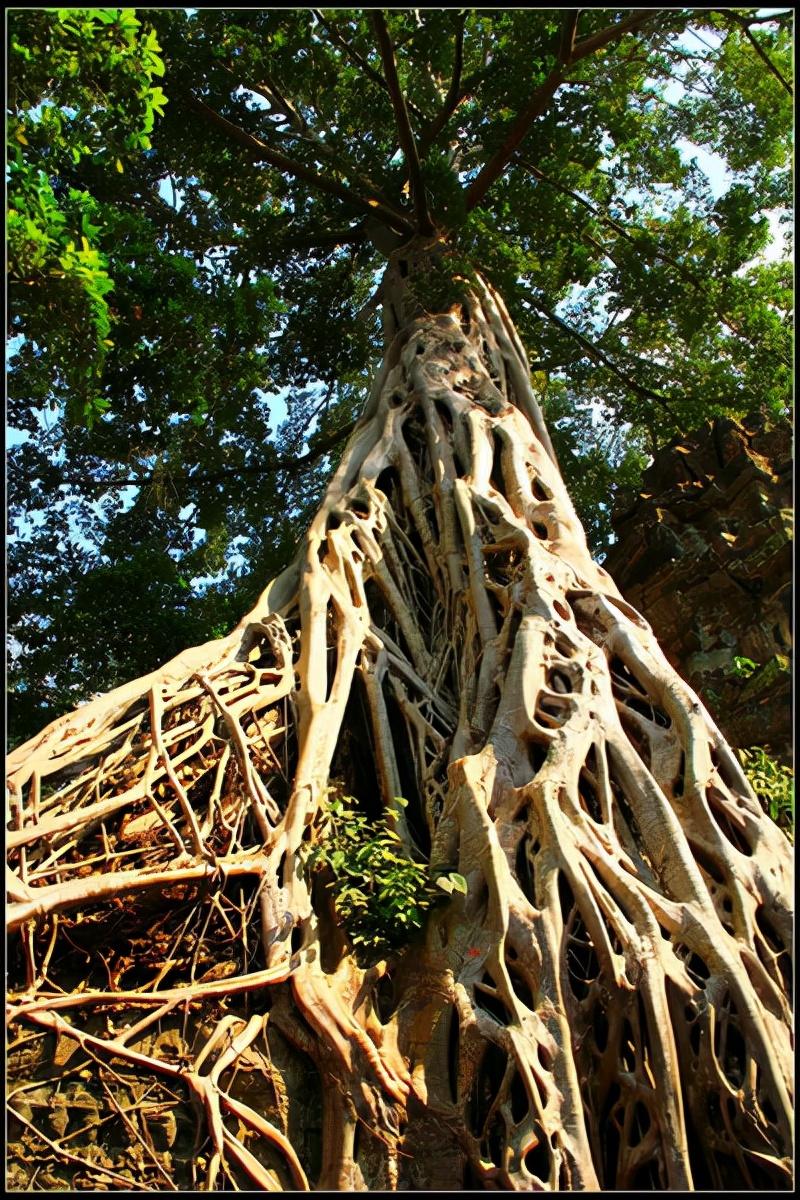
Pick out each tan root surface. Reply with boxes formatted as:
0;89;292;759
6;248;793;1191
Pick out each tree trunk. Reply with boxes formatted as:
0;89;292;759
6;243;793;1192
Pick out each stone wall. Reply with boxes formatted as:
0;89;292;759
605;414;792;759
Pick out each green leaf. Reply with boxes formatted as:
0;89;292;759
146;52;165;77
148;85;168;113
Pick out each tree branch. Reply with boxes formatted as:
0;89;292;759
25;422;359;500
559;10;581;64
222;64;303;130
734;9;792;21
370;11;434;235
568;9;662;63
465;9;665;211
725;12;792;95
417;12;466;158
464;68;565;212
529;296;680;416
286;419;357;470
312;10;427;125
183;92;414;236
229;67;399;215
515;156;775;351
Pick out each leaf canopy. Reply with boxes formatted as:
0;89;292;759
7;7;792;745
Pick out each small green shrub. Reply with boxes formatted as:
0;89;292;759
726;655;759;679
739;746;794;839
304;792;467;960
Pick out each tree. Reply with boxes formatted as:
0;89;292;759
6;8;793;1191
7;6;792;746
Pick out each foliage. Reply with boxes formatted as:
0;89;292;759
305;793;467;959
739;746;794;838
7;8;792;745
537;376;651;551
8;8;168;425
406;246;476;314
726;654;759;679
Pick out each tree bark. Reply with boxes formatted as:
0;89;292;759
6;243;793;1191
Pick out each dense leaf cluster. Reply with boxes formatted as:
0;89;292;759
739;746;794;837
7;8;792;745
8;9;167;422
304;793;467;960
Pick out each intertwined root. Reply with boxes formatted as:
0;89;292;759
6;257;793;1191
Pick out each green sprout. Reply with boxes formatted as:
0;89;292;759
304;792;467;961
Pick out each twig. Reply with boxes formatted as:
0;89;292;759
36;419;358;501
466;10;664;210
370;11;434;235
9;1107;138;1189
529;296;680;416
418;13;466;157
99;1078;178;1190
725;11;792;94
515;156;758;347
184;91;414;235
